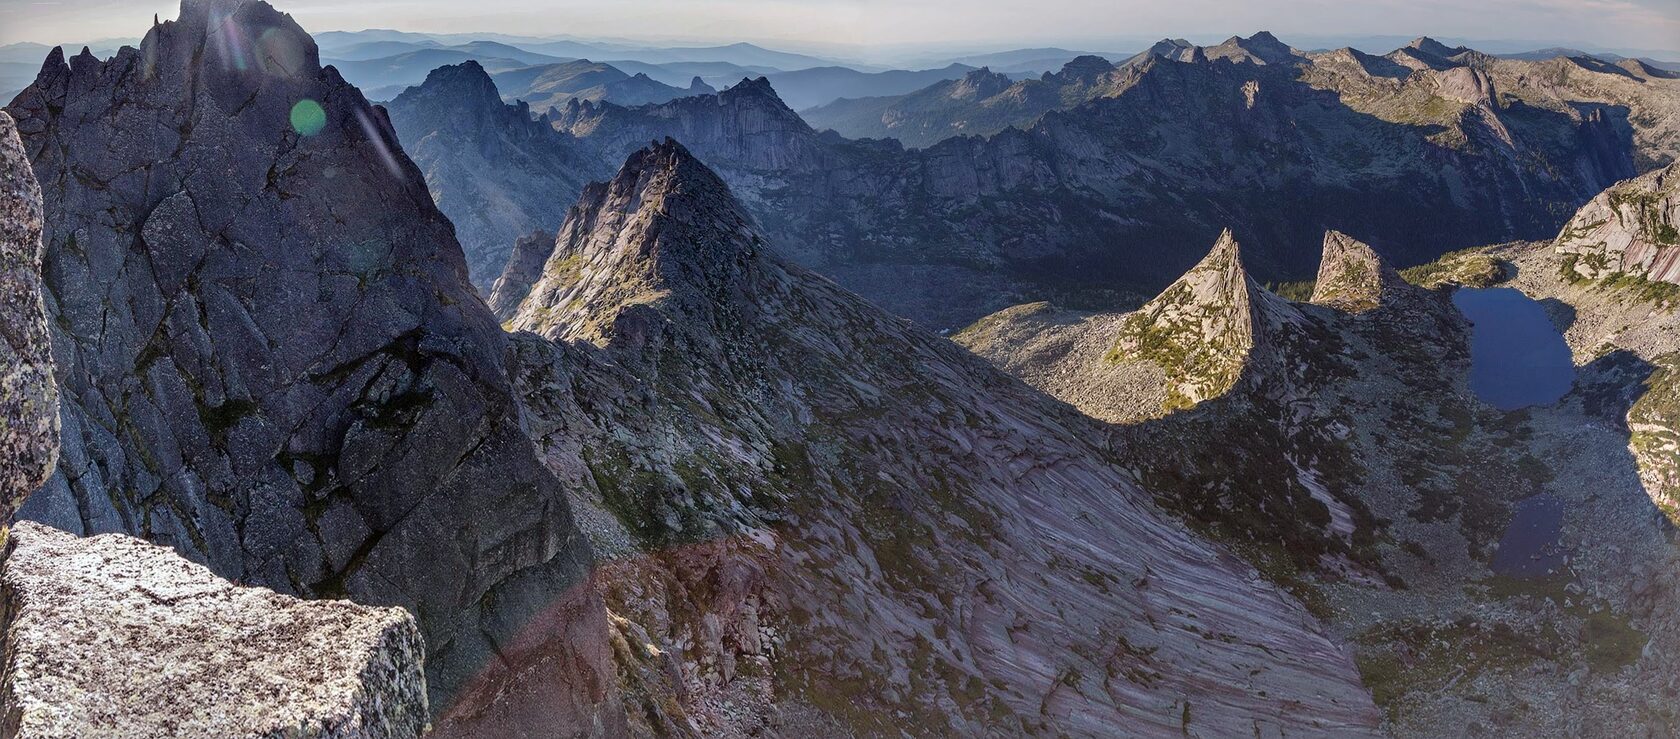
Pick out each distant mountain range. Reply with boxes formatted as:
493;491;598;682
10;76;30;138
491;60;714;111
387;33;1674;329
4;29;1675;111
803;33;1680;148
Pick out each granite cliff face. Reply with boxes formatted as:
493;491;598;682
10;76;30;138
1;522;428;739
393;36;1659;328
4;1;613;726
1556;163;1680;283
0;112;56;514
501;139;1381;736
385;61;598;289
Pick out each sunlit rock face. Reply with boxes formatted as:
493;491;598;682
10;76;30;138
1102;230;1303;415
1555;162;1680;283
3;1;616;728
0;112;56;515
0;521;428;738
1311;230;1414;313
503;140;1381;736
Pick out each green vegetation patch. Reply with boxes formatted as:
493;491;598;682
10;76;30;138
1399;248;1504;289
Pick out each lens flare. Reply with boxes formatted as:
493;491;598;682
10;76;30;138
290;99;326;137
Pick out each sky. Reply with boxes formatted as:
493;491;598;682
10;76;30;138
3;0;1678;60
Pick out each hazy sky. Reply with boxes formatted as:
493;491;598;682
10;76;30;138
4;0;1678;58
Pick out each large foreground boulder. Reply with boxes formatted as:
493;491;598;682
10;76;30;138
0;522;427;738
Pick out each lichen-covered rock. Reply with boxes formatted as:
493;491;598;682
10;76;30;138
0;112;56;515
1104;229;1299;412
5;1;613;725
1555;162;1680;283
0;521;426;738
1310;229;1411;312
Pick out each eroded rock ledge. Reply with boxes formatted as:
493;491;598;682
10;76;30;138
0;522;427;738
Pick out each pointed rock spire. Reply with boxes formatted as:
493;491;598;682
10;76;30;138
1309;230;1409;312
509;138;764;343
1105;229;1289;411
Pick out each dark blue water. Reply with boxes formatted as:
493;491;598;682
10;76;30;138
1492;494;1567;578
1452;287;1575;410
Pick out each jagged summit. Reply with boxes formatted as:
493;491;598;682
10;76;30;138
509;138;763;343
1047;54;1117;82
1208;31;1303;65
400;59;502;107
1105;230;1295;411
1310;230;1411;312
163;0;323;79
951;67;1013;98
1409;36;1469;59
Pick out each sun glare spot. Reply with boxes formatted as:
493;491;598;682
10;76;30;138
290;99;327;136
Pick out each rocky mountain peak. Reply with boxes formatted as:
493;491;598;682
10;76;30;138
1409;36;1468;59
386;61;597;289
1144;38;1201;63
400;60;502;108
1209;31;1302;65
508;138;762;344
950;67;1012;99
723;75;780;100
1310;230;1410;312
1048;54;1117;82
168;0;322;79
0;112;56;517
1105;229;1294;410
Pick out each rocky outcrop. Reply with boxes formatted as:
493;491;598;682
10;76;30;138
1311;230;1413;312
1556;163;1680;282
505;141;1380;735
486;229;555;321
1105;230;1299;413
386;61;598;290
5;1;613;726
0;522;426;738
0;112;55;514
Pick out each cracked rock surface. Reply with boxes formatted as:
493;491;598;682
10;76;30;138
4;1;613;727
0;111;56;514
0;521;426;738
